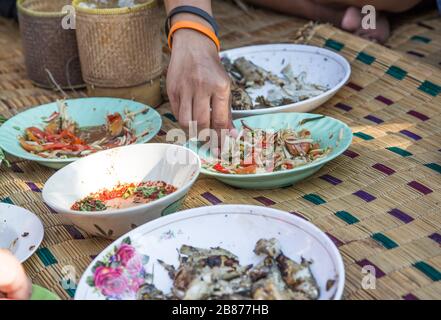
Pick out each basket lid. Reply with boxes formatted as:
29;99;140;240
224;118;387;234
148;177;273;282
72;0;157;15
17;0;73;18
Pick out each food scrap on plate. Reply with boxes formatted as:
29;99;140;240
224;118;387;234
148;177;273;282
137;238;319;300
222;57;329;110
19;100;143;159
203;121;330;175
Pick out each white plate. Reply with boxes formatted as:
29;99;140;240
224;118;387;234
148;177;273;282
221;44;351;118
0;203;44;262
75;205;345;300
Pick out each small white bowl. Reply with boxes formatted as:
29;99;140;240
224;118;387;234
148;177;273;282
42;144;201;239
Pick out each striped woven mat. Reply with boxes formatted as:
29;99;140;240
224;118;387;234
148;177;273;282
387;15;441;69
0;1;440;300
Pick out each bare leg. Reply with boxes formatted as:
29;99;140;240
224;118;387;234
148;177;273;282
314;0;423;13
245;0;394;43
245;0;346;26
341;6;390;43
318;0;424;43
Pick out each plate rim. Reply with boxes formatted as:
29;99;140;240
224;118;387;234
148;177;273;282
75;204;345;300
0;97;163;163
220;43;351;115
191;112;353;178
0;203;44;263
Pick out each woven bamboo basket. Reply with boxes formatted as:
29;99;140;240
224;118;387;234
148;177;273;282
17;0;84;89
73;0;163;89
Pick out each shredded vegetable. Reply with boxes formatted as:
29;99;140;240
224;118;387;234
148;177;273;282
203;121;330;175
19;100;141;159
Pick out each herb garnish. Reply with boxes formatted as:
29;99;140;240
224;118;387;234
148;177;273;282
77;197;107;212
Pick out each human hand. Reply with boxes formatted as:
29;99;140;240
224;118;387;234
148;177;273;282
0;249;32;300
166;28;233;140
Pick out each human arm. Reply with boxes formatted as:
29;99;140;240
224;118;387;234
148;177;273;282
164;0;233;136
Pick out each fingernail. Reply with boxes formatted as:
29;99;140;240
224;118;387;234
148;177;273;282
229;128;239;138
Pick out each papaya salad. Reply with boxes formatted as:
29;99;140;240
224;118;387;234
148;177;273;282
203;121;331;175
19;100;146;159
71;181;177;212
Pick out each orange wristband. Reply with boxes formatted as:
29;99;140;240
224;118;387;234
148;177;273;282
168;20;221;52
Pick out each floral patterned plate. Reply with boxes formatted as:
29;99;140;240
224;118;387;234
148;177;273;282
75;205;345;300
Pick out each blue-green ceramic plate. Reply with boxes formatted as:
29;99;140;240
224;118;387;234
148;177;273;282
0;98;162;169
189;113;353;189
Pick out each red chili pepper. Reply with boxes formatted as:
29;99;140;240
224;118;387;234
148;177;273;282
107;113;121;123
42;142;70;151
284;163;294;169
107;113;124;137
25;127;47;141
96;183;135;201
213;163;230;174
59;130;85;145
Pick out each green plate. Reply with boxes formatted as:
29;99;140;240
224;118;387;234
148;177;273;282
0;98;162;169
189;113;353;189
30;285;60;300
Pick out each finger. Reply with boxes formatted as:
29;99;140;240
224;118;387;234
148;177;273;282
211;94;229;154
192;93;211;134
166;70;180;118
168;93;180;119
211;147;220;158
211;85;231;137
229;127;239;139
227;93;234;129
226;94;238;137
0;249;32;300
178;90;192;126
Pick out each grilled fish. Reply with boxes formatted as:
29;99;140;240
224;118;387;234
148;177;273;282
222;57;328;110
252;238;320;300
148;239;320;300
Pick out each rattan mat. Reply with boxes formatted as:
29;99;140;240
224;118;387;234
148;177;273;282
387;14;441;70
0;1;440;300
